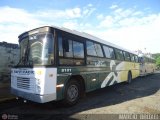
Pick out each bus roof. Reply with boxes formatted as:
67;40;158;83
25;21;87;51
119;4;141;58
19;25;137;55
138;54;155;60
53;26;136;55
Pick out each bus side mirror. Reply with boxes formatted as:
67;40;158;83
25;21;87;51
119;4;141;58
63;39;69;52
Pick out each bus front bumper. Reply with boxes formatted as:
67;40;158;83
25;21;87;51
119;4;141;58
11;88;56;103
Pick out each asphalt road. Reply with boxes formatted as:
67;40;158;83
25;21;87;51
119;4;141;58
0;72;160;120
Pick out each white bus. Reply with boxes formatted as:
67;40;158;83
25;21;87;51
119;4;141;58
139;54;156;76
11;26;140;106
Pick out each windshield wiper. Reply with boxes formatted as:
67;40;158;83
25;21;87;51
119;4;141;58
16;38;33;67
23;40;34;66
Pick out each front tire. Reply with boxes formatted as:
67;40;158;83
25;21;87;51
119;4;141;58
63;80;80;106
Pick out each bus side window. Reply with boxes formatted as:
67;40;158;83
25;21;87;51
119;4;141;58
130;54;135;62
58;36;63;57
134;55;138;62
86;41;103;57
94;43;104;57
64;40;73;58
115;49;124;60
123;51;131;61
86;41;97;56
73;41;84;58
103;46;115;59
109;47;115;59
103;46;111;58
58;36;85;65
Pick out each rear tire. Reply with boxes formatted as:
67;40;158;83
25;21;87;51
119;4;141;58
127;72;132;84
63;80;80;106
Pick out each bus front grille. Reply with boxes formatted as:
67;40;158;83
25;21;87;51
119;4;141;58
17;77;30;90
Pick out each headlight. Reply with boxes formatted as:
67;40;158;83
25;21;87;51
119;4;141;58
35;70;43;75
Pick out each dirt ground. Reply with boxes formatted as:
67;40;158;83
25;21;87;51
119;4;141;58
0;71;160;120
77;89;160;114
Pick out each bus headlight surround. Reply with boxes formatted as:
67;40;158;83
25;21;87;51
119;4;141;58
36;85;41;93
36;78;41;85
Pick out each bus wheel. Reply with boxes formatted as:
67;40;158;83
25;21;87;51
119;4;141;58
127;72;132;84
63;80;80;106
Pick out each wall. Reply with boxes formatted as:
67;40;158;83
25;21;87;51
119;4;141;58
0;42;19;82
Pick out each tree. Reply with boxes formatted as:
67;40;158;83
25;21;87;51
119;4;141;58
156;56;160;69
152;53;160;59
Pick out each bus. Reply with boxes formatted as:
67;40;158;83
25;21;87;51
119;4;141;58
138;54;156;76
11;26;140;106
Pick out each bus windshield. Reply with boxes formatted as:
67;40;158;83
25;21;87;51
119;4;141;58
18;33;54;66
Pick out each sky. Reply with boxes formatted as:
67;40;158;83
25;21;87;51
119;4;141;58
0;0;160;53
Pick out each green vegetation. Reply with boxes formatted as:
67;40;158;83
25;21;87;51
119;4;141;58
156;56;160;69
152;53;160;59
153;53;160;69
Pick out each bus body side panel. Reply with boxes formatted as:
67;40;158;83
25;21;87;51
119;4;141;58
56;65;106;100
101;60;140;88
131;63;140;79
56;67;72;100
56;59;140;100
85;56;110;91
115;60;140;80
